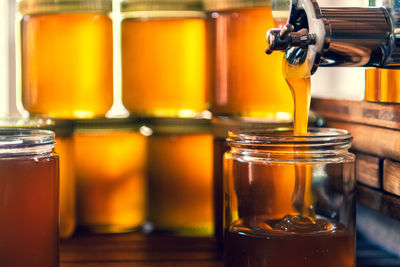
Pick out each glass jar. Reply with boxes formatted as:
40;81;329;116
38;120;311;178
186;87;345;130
223;128;356;267
145;118;213;236
121;0;210;118
204;0;293;120
0;128;59;266
74;118;147;233
212;116;291;247
18;0;113;118
0;118;76;239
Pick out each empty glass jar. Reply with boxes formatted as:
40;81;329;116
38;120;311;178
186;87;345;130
223;128;356;267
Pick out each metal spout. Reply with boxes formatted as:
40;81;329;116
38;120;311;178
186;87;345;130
266;24;316;54
266;0;396;71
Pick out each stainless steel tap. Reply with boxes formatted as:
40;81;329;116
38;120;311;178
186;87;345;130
266;0;399;73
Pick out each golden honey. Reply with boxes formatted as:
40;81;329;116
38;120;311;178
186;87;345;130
206;5;293;119
74;120;147;233
146;119;213;236
121;1;209;118
19;0;113;118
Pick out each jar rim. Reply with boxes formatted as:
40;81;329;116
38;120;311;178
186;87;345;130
18;0;112;15
0;128;55;150
227;127;352;147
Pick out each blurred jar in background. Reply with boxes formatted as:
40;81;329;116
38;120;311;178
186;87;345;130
121;0;210;118
74;119;147;233
0;129;59;266
365;68;400;103
18;0;113;119
364;0;400;103
49;120;76;239
146;119;213;236
204;0;293;120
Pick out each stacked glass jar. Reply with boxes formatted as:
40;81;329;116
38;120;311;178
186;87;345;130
120;0;215;236
16;0;216;239
16;0;117;241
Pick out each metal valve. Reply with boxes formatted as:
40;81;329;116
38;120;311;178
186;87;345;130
265;0;396;71
266;24;316;55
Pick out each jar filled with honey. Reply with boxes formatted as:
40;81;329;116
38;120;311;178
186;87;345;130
145;118;213;236
0;118;75;239
18;0;113;118
121;0;210;118
224;128;356;267
212;116;292;247
0;128;59;266
204;0;294;120
74;118;147;233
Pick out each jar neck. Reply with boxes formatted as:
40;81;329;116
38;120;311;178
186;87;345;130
18;0;112;15
0;129;56;157
227;128;353;159
121;0;203;13
204;0;270;12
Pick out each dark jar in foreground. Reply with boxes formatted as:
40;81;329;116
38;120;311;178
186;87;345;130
223;128;356;267
0;128;59;266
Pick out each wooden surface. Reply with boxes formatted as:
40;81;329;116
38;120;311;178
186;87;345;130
60;233;223;267
384;159;400;197
357;184;400;222
326;120;400;161
60;231;400;266
356;153;381;189
311;98;400;130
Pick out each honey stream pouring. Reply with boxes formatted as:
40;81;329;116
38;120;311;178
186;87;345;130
265;0;400;230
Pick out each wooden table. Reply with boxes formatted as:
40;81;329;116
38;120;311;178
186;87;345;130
60;233;223;267
60;232;400;266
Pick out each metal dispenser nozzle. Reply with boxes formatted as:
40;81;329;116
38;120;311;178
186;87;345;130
266;0;396;73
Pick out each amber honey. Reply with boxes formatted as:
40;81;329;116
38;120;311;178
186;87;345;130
209;7;293;119
147;120;213;235
0;129;59;266
225;217;355;267
282;49;314;218
121;13;209;118
74;122;147;233
20;12;113;118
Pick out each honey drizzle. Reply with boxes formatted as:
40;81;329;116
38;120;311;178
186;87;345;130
282;48;314;221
